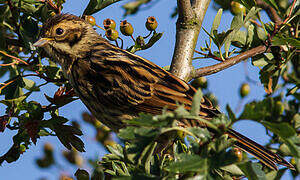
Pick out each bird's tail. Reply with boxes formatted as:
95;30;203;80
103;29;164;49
226;128;295;170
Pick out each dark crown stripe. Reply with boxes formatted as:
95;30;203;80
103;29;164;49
41;14;84;37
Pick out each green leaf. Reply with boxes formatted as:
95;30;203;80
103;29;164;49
230;12;243;30
239;98;273;121
43;65;63;80
214;30;234;47
261;121;296;138
23;78;39;91
224;13;244;55
83;0;122;15
265;169;286;180
246;24;254;47
211;9;223;34
294;114;300;129
118;126;136;140
284;136;300;157
286;86;298;96
137;142;157;174
106;144;124;159
272;35;300;48
118;126;158;142
244;7;260;23
126;113;168;127
187;127;211;142
0;92;29;107
165;154;208;173
190;89;202;116
75;169;90;180
122;0;152;16
231;30;247;48
220;164;244;176
259;64;281;93
1;76;24;99
252;53;273;67
238;162;267;180
49;116;85;152
226;104;236;123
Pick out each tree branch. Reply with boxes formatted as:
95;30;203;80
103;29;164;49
194;45;268;77
170;0;211;81
256;0;282;25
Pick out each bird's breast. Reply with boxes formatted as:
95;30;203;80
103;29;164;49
67;59;134;131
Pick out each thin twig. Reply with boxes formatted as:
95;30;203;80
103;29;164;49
0;79;17;92
0;50;66;83
0;50;29;65
96;24;106;31
143;31;152;39
282;0;297;25
256;0;282;25
249;19;262;28
194;49;223;62
130;35;135;42
0;61;19;66
194;45;269;77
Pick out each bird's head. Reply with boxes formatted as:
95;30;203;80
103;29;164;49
34;14;100;66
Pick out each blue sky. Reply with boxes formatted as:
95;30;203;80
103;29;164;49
0;0;294;179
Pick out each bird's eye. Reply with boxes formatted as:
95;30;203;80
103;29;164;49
56;28;64;35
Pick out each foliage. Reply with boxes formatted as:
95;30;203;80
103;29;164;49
0;0;299;179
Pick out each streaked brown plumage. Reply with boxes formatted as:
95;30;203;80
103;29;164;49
34;14;294;170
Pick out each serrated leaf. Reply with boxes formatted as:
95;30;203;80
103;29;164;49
265;169;286;180
239;98;273;120
261;121;296;138
238;162;267;180
283;136;300;157
165;154;208;173
187;127;210;142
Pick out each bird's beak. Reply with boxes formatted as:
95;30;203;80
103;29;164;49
33;38;54;47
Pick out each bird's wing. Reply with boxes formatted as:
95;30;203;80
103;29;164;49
89;45;219;117
87;43;295;170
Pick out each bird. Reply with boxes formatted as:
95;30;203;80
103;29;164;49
33;13;294;171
